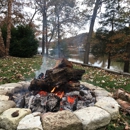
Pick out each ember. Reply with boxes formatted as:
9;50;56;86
39;91;47;96
9;58;96;113
67;96;76;104
55;91;64;98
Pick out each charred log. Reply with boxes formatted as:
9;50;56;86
29;67;85;92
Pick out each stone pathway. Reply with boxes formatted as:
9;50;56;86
0;81;120;130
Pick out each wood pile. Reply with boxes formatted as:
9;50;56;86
29;58;85;93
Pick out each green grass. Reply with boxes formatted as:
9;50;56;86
74;64;130;92
0;55;42;84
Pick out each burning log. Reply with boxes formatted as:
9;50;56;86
10;80;96;113
29;59;85;92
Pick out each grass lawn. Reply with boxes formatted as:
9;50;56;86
0;56;130;129
74;64;130;92
0;55;42;84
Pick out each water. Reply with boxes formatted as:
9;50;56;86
68;52;124;72
37;47;125;73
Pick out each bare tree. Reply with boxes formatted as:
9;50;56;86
48;0;78;57
0;0;13;57
35;0;79;57
5;0;13;56
35;0;47;55
0;28;5;57
84;0;101;64
0;0;40;57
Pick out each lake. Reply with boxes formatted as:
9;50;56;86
37;47;126;72
68;52;125;72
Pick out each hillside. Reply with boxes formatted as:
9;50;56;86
38;33;88;48
62;33;88;47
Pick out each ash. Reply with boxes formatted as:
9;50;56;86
10;84;96;113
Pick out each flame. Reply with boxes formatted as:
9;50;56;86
55;91;64;98
51;87;56;93
67;96;76;104
39;91;47;96
51;86;64;98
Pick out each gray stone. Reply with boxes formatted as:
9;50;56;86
0;108;31;130
0;83;23;93
80;82;112;101
94;89;112;101
0;100;16;114
95;97;120;120
41;110;82;130
17;112;43;130
80;81;102;90
74;106;111;130
18;81;30;90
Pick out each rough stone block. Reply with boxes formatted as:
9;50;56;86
0;100;16;114
17;112;43;130
95;97;120;120
74;106;111;130
0;108;31;130
41;110;82;130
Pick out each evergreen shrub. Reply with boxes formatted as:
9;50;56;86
10;25;38;57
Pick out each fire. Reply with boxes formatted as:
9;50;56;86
67;96;76;104
51;87;56;93
51;87;64;98
55;91;64;98
39;91;47;96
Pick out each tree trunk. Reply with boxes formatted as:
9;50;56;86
42;0;46;56
84;0;100;64
6;0;13;56
107;14;114;69
55;5;61;58
45;1;48;56
0;28;6;57
42;16;45;55
57;12;61;58
46;25;48;55
124;43;130;72
124;61;129;73
107;52;111;69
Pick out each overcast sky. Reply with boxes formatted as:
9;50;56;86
25;0;102;38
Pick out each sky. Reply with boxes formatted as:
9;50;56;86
24;0;102;38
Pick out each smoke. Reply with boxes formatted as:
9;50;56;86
35;55;57;78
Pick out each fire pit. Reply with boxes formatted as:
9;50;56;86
10;58;96;113
0;57;120;130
